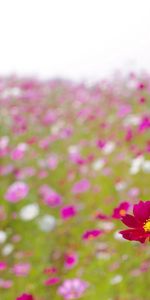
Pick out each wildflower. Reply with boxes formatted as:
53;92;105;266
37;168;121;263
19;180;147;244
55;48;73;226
119;201;150;243
44;277;60;286
58;278;88;299
61;205;77;220
64;253;78;269
39;185;62;207
5;182;29;203
112;202;130;219
12;263;30;276
16;294;34;300
82;229;103;240
72;179;90;194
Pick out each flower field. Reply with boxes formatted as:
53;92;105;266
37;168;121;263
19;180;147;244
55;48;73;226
0;73;150;300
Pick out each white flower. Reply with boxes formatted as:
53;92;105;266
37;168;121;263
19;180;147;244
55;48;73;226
19;204;39;221
142;160;150;173
103;142;115;154
100;222;115;231
2;244;14;256
130;156;144;175
110;275;123;285
115;181;127;191
38;215;56;232
123;114;140;126
92;159;105;171
0;231;7;243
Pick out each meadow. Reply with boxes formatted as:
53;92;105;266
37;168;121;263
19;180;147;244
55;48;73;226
0;73;150;300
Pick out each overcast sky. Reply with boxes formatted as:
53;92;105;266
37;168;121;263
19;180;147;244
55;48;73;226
0;0;150;80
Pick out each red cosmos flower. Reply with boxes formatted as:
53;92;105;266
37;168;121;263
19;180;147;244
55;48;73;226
16;294;34;300
112;201;130;219
82;229;103;240
119;201;150;243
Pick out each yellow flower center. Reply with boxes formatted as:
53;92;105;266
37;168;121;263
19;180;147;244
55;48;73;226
143;219;150;232
120;209;126;217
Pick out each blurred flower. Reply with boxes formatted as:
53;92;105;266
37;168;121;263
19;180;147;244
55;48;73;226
64;253;78;269
44;277;60;286
16;294;34;300
19;204;39;221
38;215;56;232
72;179;90;194
82;229;103;240
12;263;30;276
0;231;7;244
112;202;130;219
39;185;62;207
58;278;89;299
110;275;123;285
11;143;28;160
5;182;29;203
61;205;77;220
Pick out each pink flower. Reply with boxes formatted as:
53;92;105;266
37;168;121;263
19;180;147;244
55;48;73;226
0;279;13;289
82;229;103;240
58;278;89;299
138;116;150;132
44;277;60;286
16;294;34;300
12;263;30;276
112;202;130;219
11;143;27;160
64;253;78;269
5;182;29;203
39;185;62;207
0;136;9;157
47;154;58;170
72;179;90;194
61;206;77;220
0;261;7;271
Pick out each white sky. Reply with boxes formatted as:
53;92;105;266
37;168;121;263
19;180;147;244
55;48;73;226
0;0;150;80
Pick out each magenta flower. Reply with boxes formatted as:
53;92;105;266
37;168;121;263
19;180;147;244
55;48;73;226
119;201;150;243
0;279;13;289
11;143;27;160
44;277;60;286
58;278;89;299
39;185;62;207
5;182;29;203
0;261;7;271
112;202;130;219
82;229;103;240
64;253;78;269
16;294;34;300
12;263;30;276
138;116;150;132
61;205;77;220
72;179;90;194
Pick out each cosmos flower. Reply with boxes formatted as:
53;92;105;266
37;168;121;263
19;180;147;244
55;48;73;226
12;263;31;276
44;277;60;286
82;229;103;240
39;185;62;207
119;201;150;243
61;205;77;220
5;182;29;203
16;294;34;300
58;278;89;300
64;253;78;269
72;179;90;194
112;201;130;219
11;143;27;160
